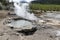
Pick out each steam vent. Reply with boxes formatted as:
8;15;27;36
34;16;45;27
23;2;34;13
4;0;37;35
4;18;37;35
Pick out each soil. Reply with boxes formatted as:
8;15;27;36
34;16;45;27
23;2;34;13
0;10;60;40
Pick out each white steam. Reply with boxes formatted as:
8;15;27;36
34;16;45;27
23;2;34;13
9;0;37;21
9;0;34;3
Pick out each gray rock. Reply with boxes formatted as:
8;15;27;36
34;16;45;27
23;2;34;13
6;20;36;31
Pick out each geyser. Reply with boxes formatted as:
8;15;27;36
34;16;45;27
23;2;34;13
9;0;37;21
5;0;38;33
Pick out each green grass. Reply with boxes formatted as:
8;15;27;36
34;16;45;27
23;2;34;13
30;4;60;11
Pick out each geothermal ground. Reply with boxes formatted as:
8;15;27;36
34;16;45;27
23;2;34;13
0;10;60;40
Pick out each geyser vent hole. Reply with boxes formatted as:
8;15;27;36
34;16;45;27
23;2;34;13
17;27;37;35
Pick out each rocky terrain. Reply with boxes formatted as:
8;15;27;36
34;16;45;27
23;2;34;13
0;10;60;40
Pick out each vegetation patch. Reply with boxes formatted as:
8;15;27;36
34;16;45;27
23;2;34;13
30;4;60;11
